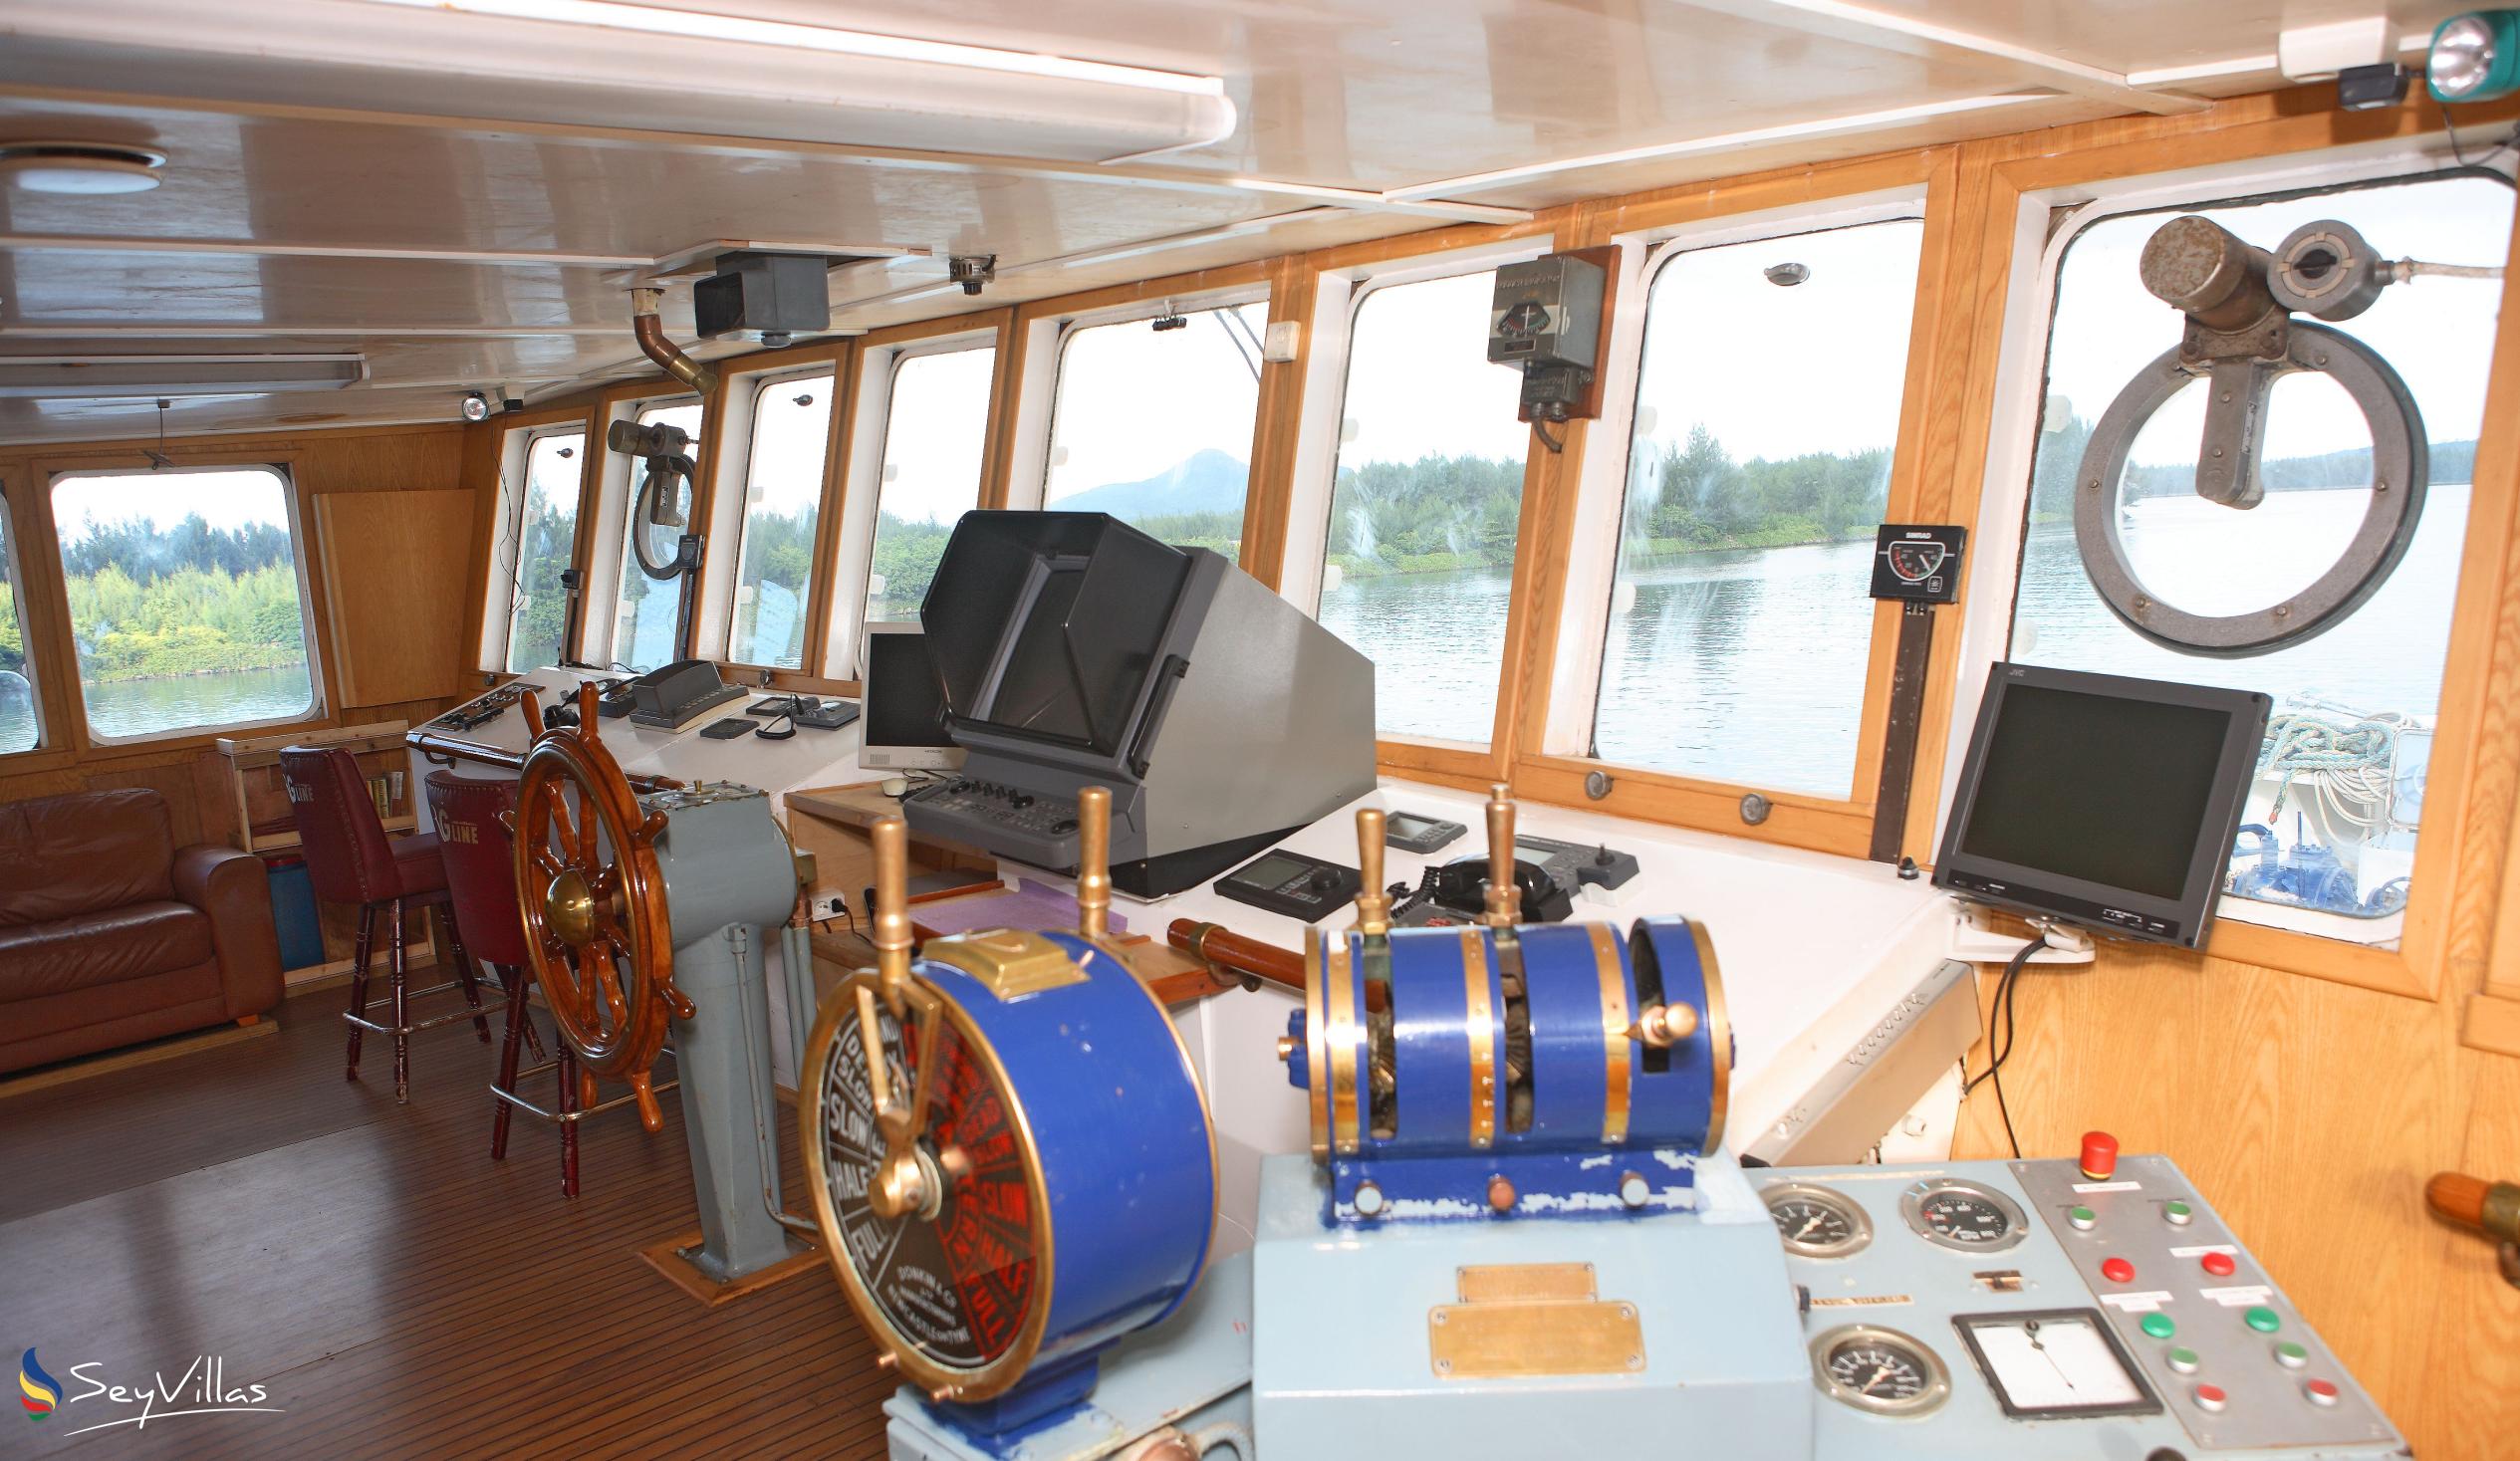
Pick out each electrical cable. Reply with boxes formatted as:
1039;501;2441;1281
1963;933;2047;1160
1531;418;1566;454
2446;103;2520;171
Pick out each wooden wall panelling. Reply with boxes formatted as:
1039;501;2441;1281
313;488;476;708
1236;254;1316;591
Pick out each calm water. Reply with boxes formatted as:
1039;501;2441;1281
1321;484;2470;803
0;662;314;749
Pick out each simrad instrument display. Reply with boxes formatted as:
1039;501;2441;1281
1900;1178;2028;1252
1764;1182;1871;1259
1811;1325;1951;1417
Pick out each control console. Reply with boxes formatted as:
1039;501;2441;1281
903;776;1082;867
1759;1144;2400;1459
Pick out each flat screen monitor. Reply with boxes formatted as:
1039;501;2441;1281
1934;663;2269;949
861;624;964;771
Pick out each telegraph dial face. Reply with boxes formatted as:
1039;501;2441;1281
816;987;1042;1375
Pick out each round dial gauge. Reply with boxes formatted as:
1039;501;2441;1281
813;985;1042;1377
1764;1182;1872;1258
1885;540;1949;583
1900;1178;2029;1253
1812;1325;1951;1416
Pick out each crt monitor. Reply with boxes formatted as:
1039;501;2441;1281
1934;663;2270;949
861;624;965;772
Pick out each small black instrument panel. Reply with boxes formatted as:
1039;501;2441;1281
1869;524;1967;604
1214;850;1362;923
1384;810;1467;854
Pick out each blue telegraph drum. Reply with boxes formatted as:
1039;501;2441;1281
804;927;1215;1406
1295;915;1730;1213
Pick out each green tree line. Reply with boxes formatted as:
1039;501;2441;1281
54;514;307;683
2030;411;2481;521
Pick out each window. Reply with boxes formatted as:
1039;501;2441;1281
1316;270;1530;743
728;371;834;668
1593;218;1925;794
502;430;583;673
0;492;38;753
867;346;994;625
612;399;702;672
2007;173;2513;940
52;466;317;740
1044;302;1267;557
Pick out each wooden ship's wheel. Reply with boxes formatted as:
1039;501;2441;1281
513;682;692;1131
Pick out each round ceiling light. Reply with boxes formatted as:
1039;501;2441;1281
2430;11;2520;104
0;141;168;195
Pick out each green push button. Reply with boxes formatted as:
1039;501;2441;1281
2164;1199;2194;1225
2068;1205;2098;1230
2141;1312;2176;1340
2245;1307;2283;1335
2166;1346;2200;1374
2274;1340;2309;1368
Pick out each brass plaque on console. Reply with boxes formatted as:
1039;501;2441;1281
1455;1262;1596;1304
1429;1263;1644;1378
919;928;1086;1001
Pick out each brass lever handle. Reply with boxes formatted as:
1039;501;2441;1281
1076;786;1112;941
1483;783;1518;930
2427;1171;2520;1289
1354;808;1390;936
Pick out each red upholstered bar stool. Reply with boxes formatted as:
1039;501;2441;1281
426;770;663;1197
280;746;493;1103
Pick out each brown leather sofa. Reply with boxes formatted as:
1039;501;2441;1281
0;788;284;1075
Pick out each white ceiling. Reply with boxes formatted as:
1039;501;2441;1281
0;0;2470;444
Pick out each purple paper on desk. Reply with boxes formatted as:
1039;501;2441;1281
915;878;1126;937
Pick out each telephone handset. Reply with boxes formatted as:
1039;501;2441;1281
1393;852;1573;926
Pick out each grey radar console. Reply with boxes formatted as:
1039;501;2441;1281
903;512;1376;897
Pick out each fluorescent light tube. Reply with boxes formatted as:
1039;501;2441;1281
0;0;1238;164
0;355;368;398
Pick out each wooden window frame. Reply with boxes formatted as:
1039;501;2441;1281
1939;99;2520;1007
1503;149;1965;849
708;357;847;677
1281;228;1566;782
824;311;1011;680
472;409;597;675
37;456;333;751
0;475;54;761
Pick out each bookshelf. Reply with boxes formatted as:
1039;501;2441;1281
211;720;435;981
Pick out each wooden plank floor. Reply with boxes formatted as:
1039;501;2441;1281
0;979;893;1458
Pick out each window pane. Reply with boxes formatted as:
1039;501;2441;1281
869;346;994;626
1316;271;1529;743
1594;219;1924;794
53;466;316;739
729;372;833;668
1044;303;1266;557
2010;174;2513;939
504;431;583;672
0;497;37;753
614;399;702;672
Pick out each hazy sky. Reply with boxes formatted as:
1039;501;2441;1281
1339;270;1529;468
878;346;994;525
1044;303;1269;499
2050;173;2512;461
54;467;295;540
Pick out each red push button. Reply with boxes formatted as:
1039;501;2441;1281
2193;1382;2228;1412
2081;1130;2121;1181
2306;1378;2340;1407
2101;1257;2136;1285
2200;1251;2236;1278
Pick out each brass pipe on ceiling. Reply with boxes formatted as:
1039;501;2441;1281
630;285;719;396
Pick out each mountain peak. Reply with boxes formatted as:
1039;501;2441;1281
1054;448;1250;518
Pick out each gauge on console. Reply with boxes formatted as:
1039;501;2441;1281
1900;1177;2028;1253
1763;1182;1872;1258
1811;1325;1951;1417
